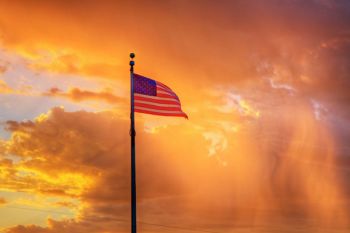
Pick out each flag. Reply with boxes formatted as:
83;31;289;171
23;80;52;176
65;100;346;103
133;73;188;119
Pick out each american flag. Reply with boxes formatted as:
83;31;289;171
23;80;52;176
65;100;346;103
133;73;188;119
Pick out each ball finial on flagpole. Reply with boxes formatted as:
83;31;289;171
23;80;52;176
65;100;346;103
129;53;135;71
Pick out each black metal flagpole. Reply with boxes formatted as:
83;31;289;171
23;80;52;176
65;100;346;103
129;53;137;233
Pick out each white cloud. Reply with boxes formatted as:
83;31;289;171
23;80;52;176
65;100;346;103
311;99;328;121
203;131;227;157
269;78;297;94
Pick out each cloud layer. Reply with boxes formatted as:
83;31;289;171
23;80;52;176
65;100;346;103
1;104;349;232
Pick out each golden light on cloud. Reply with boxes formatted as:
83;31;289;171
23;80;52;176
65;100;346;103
15;166;93;196
237;99;260;118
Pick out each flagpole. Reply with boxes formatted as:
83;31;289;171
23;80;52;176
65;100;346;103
129;53;137;233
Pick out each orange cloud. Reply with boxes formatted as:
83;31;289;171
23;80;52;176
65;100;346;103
1;0;350;111
1;107;207;232
54;201;77;209
43;87;123;104
5;218;127;233
0;197;6;205
0;79;32;95
0;80;14;94
0;65;7;74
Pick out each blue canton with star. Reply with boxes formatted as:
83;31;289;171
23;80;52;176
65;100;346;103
134;74;157;96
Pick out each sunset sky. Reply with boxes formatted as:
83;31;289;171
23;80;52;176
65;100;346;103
1;0;350;232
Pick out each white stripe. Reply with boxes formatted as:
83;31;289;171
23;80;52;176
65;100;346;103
134;93;180;103
135;106;185;114
134;100;180;108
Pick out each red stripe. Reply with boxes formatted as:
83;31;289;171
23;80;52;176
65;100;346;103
156;82;172;91
157;85;173;93
135;109;188;118
156;93;180;100
157;89;177;97
134;95;179;105
157;89;179;99
134;102;182;111
156;86;179;100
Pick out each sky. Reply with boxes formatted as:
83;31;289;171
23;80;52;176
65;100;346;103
0;0;350;232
